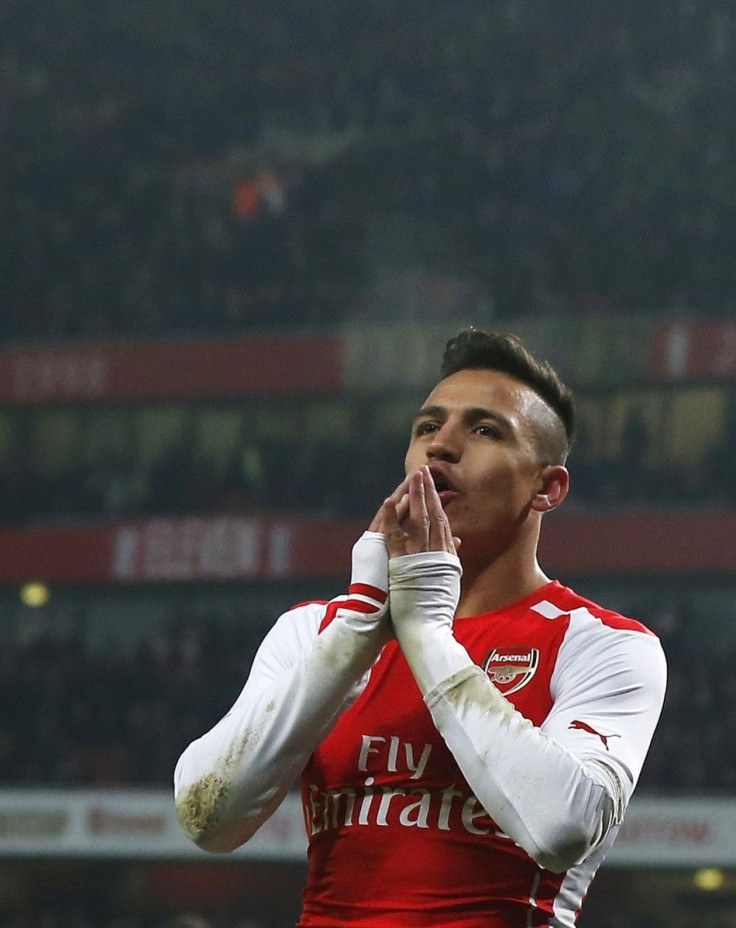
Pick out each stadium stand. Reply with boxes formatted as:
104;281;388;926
0;380;733;527
0;593;731;794
2;1;736;925
3;0;736;342
2;30;736;795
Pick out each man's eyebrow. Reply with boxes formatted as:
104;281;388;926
414;405;447;421
413;405;515;431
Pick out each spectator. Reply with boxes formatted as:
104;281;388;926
4;2;736;342
0;596;730;793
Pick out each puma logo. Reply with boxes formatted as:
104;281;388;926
569;719;621;751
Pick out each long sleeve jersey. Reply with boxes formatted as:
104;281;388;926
175;576;666;928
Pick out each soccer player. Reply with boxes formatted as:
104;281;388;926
174;329;667;927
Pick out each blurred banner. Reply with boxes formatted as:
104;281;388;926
0;315;733;406
648;319;736;380
0;789;734;866
0;335;344;402
0;788;305;860
0;511;733;582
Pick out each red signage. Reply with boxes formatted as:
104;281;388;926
538;509;736;575
0;335;344;403
649;320;736;380
0;511;733;583
0;517;364;582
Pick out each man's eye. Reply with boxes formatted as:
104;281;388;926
415;421;439;436
474;424;502;439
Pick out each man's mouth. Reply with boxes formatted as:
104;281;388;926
429;471;459;505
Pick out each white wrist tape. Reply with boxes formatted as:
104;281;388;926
389;550;462;632
389;550;470;693
332;531;389;634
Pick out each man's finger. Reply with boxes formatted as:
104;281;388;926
422;466;454;552
381;497;407;557
396;492;410;522
368;477;410;531
389;476;410;503
408;469;430;551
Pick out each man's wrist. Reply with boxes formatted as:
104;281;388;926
388;549;466;694
351;531;390;599
388;549;461;630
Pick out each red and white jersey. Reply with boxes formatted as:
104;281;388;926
295;580;664;927
174;575;665;928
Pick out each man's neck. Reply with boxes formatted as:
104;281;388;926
456;546;551;618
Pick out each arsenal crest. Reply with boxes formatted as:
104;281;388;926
483;646;539;695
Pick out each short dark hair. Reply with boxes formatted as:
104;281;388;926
440;329;575;463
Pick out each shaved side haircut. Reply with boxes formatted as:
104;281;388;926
441;329;575;464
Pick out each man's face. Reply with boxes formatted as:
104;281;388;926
404;368;556;555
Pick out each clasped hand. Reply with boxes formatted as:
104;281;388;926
342;467;461;641
368;468;463;677
369;466;460;557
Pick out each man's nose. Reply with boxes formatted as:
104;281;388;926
426;426;461;463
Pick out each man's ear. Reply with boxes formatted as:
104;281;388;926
531;465;569;513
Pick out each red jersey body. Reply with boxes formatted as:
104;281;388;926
299;581;661;927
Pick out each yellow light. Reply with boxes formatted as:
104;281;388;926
20;582;50;608
694;869;724;891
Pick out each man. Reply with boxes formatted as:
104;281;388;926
174;329;666;927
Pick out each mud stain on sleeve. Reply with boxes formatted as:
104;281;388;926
176;723;266;846
176;771;231;844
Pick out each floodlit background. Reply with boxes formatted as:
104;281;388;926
1;1;736;925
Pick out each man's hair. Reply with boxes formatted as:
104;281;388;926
440;329;575;464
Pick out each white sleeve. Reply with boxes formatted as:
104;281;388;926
542;608;667;800
390;554;667;873
174;533;390;853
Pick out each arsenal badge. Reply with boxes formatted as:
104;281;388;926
483;646;539;696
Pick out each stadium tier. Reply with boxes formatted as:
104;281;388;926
3;2;736;924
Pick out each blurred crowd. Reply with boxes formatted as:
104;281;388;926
635;600;736;793
0;612;263;786
0;598;730;793
4;0;736;341
2;3;735;925
0;426;409;525
1;395;735;527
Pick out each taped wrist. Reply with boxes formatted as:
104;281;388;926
388;551;462;633
389;550;469;694
333;531;389;634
